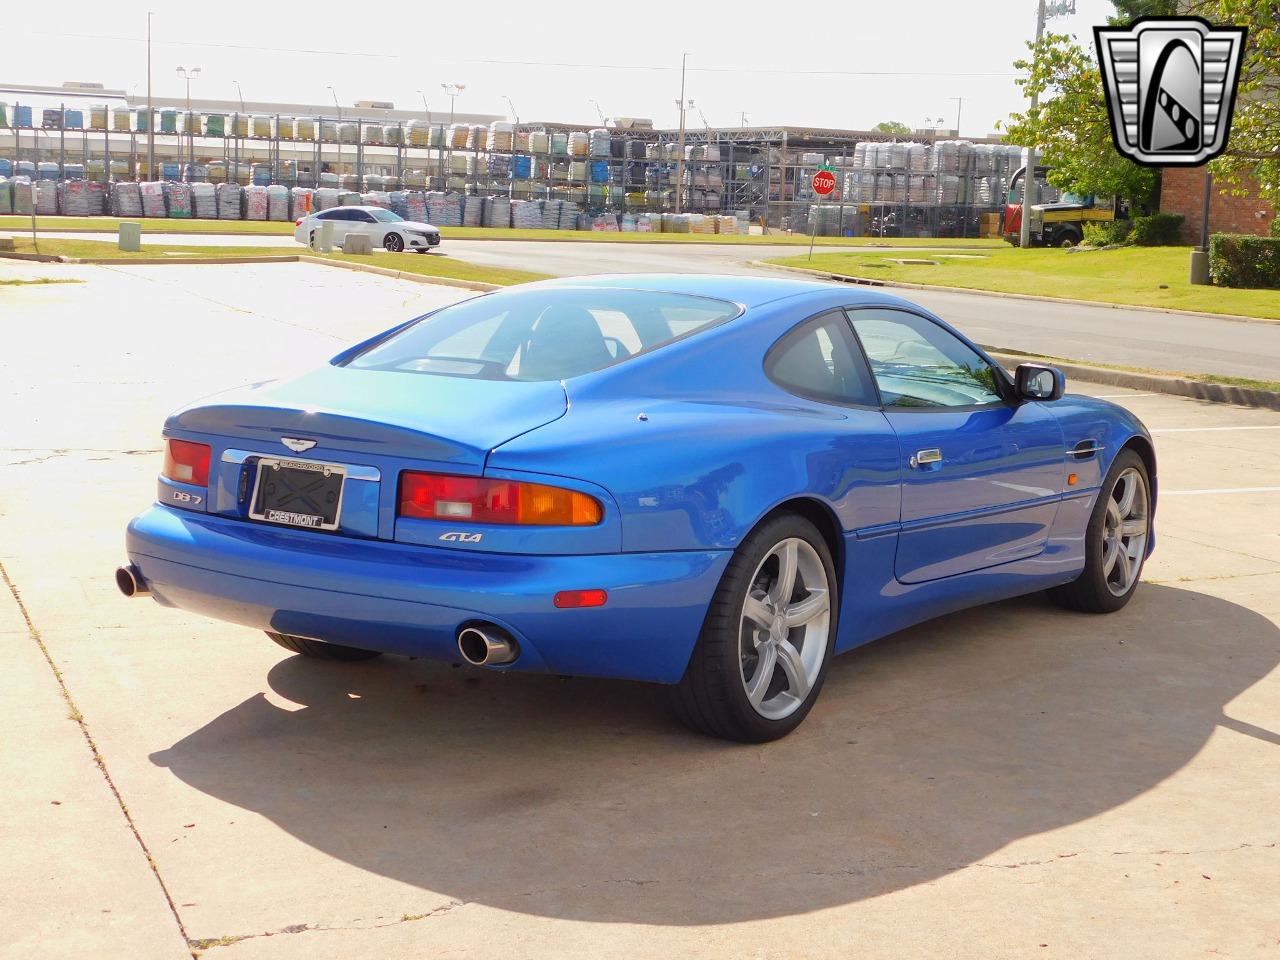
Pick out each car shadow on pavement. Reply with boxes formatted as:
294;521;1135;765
149;583;1279;924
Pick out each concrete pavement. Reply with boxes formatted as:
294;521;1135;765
2;262;1278;959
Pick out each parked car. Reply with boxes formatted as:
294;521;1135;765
120;276;1156;742
294;205;441;253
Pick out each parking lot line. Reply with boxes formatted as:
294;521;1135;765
1151;425;1280;433
1161;486;1280;496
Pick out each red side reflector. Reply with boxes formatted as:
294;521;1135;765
553;589;608;609
162;438;211;487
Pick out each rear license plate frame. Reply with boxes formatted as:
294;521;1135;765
248;457;347;532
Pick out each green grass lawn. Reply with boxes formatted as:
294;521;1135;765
1;237;547;287
768;246;1280;320
0;215;1003;248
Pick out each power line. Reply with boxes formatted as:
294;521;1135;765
15;30;1021;78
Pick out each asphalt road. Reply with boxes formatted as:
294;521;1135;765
6;229;1279;380
3;260;1279;959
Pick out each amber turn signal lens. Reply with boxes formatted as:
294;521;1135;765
1067;473;1079;486
399;472;603;526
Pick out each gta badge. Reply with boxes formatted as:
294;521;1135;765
1095;17;1246;167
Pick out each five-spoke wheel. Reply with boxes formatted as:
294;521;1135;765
383;232;405;252
672;513;837;742
1050;448;1152;613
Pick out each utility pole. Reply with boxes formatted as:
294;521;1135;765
503;95;519;140
740;111;749;128
589;98;606;125
233;80;244;114
146;11;154;180
416;90;431;124
1020;0;1047;249
675;52;689;215
948;97;964;136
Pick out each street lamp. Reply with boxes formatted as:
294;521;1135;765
589;98;606;125
948;96;964;136
675;52;691;214
441;82;465;126
233;79;244;114
176;65;201;181
327;85;342;182
415;89;432;124
502;94;519;134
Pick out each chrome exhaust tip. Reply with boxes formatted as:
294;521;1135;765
457;625;519;667
115;564;149;598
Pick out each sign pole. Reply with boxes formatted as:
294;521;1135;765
808;166;836;261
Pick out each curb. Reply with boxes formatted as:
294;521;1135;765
296;256;499;291
988;350;1280;411
1;250;501;291
755;260;1278;325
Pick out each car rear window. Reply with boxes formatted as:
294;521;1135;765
344;288;740;381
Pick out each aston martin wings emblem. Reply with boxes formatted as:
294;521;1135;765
1095;17;1246;167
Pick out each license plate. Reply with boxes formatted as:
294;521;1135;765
249;457;346;531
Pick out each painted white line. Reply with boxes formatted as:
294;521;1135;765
1162;486;1280;496
1151;425;1280;434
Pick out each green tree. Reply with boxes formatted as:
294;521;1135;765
872;120;912;135
1003;32;1158;205
1004;0;1278;209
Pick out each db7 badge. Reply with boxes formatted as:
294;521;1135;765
1095;16;1246;167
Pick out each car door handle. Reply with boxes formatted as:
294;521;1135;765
909;448;943;469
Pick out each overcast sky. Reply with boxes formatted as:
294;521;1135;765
5;0;1116;134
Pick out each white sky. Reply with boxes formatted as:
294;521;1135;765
4;0;1117;135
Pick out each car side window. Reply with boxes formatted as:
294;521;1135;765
765;311;877;407
849;308;1004;409
358;211;378;223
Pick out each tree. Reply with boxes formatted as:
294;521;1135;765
1003;33;1158;206
1003;0;1278;209
872;120;912;135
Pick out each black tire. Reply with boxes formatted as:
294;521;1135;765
308;229;316;246
383;232;404;252
1048;448;1151;613
267;632;382;661
1057;229;1082;248
414;248;430;254
670;513;837;743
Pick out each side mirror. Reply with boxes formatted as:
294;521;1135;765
1014;363;1066;402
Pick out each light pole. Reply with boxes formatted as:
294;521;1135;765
416;89;432;124
146;11;154;180
503;95;519;140
589;98;606;125
176;66;200;181
675;52;690;214
948;97;964;136
441;83;465;126
740;111;749;128
233;80;244;114
327;85;341;182
1021;0;1048;248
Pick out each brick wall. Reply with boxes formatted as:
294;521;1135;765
1160;165;1275;242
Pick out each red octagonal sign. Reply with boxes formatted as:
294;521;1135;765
812;169;837;196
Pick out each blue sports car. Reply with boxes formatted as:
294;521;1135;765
121;275;1156;741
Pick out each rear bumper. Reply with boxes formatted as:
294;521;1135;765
125;505;729;683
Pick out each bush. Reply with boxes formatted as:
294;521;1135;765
1083;219;1133;246
1130;212;1185;246
1208;234;1280;288
1271;216;1280;239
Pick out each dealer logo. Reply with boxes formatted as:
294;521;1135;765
1095;16;1246;167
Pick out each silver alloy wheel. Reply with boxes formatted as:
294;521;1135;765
384;232;403;252
1102;466;1149;597
739;538;831;721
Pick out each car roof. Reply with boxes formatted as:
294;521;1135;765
518;273;923;311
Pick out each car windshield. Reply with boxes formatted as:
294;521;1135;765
344;288;739;382
369;209;403;222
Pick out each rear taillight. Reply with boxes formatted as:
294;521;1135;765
162;439;211;487
294;217;303;226
399;472;602;526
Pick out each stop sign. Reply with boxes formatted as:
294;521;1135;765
812;169;837;196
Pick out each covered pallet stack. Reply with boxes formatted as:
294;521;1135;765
110;181;142;217
244;185;269;220
164;182;193;218
141;181;167;218
217;183;242;220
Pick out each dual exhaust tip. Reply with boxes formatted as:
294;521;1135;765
457;624;519;667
